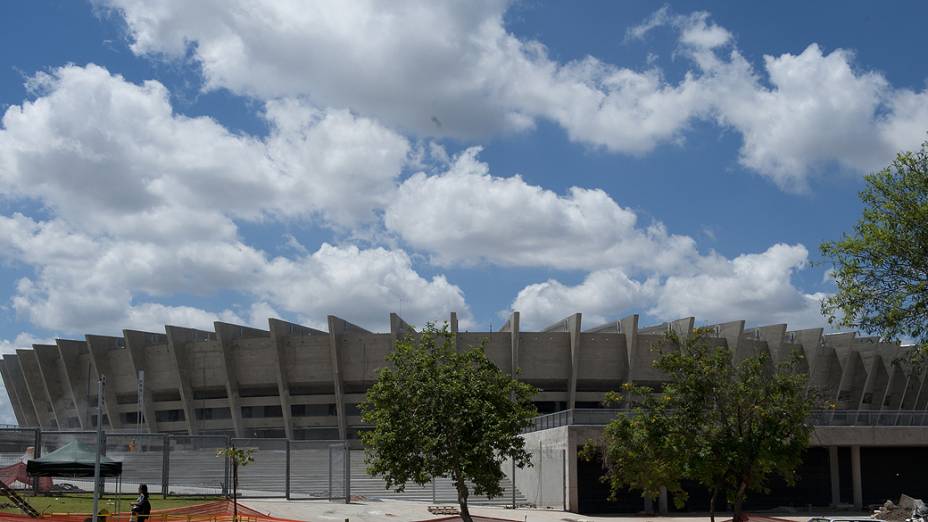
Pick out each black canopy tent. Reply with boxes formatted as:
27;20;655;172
26;440;122;477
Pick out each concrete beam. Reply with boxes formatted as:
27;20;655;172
214;322;268;438
85;335;126;431
826;332;857;366
389;313;416;341
327;316;359;440
56;339;92;430
507;312;520;379
0;357;29;426
165;326;214;435
620;315;639;384
3;353;39;428
669;317;695;341
708;320;745;357
17;349;57;429
122;330;167;434
787;328;824;374
544;314;582;408
268;319;326;440
33;344;72;429
744;324;787;362
835;350;867;409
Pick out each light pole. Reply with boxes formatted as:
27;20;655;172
91;376;105;522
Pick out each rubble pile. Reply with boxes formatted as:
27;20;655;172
873;494;928;521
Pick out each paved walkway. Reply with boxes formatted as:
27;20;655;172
240;498;829;522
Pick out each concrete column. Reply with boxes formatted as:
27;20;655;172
33;344;70;429
86;336;126;430
165;326;211;435
0;357;28;426
267;319;326;440
509;312;520;378
567;313;581;409
3;355;39;427
327;316;366;440
787;328;824;375
56;339;92;430
851;445;862;510
709;320;745;360
122;330;166;434
744;324;787;362
214;322;263;438
669;317;695;343
17;349;57;429
566;428;580;513
449;312;460;352
620;315;638;384
389;313;415;342
829;446;840;507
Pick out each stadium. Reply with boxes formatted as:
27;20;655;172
3;311;928;514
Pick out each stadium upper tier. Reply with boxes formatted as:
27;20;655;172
0;312;918;438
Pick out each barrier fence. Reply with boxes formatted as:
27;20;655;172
0;429;562;508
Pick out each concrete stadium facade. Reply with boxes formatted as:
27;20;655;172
4;311;928;513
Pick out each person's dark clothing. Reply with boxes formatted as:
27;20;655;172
131;494;151;522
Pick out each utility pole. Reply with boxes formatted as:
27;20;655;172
91;376;104;522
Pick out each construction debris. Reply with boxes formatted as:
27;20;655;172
873;494;928;521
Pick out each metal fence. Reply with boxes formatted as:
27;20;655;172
0;428;563;508
0;429;349;501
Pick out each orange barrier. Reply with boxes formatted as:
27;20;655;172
0;500;307;522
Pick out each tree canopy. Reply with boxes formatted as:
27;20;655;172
360;324;537;522
583;328;814;522
821;140;928;352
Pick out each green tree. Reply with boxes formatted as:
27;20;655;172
360;323;537;522
583;328;814;522
821;140;928;354
216;445;255;522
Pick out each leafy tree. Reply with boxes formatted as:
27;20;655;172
216;445;255;522
583;328;814;522
821;140;928;354
360;323;537;522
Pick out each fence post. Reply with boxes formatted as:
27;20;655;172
344;440;350;504
162;434;170;499
33;428;41;494
224;436;231;497
328;445;333;502
284;439;291;500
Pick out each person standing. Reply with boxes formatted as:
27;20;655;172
130;484;151;522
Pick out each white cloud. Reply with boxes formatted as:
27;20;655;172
0;65;470;336
0;64;409;232
386;147;708;272
102;1;928;189
510;244;825;330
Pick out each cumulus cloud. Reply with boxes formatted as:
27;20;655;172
386;147;709;273
0;65;472;335
102;1;928;189
510;244;826;330
0;64;409;232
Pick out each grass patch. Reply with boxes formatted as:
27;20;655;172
1;493;222;516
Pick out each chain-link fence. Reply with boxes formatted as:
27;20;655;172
289;441;347;500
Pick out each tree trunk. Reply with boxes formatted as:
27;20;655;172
732;481;748;522
709;489;717;522
454;473;472;522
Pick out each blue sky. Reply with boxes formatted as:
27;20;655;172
1;1;927;420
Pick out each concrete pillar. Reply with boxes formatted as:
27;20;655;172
267;319;326;440
165;326;212;435
122;330;167;434
709;320;745;360
3;356;39;427
17;349;57;429
509;312;520;378
644;496;654;514
669;317;695;343
620;315;639;384
328;316;368;440
449;312;460;352
33;344;73;429
744;324;787;362
567;314;581;409
0;357;28;426
389;313;415;342
56;339;93;430
851;445;863;510
86;336;127;430
829;446;840;507
566;428;580;513
787;327;824;375
214;321;265;438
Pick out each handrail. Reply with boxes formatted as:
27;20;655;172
522;408;928;433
